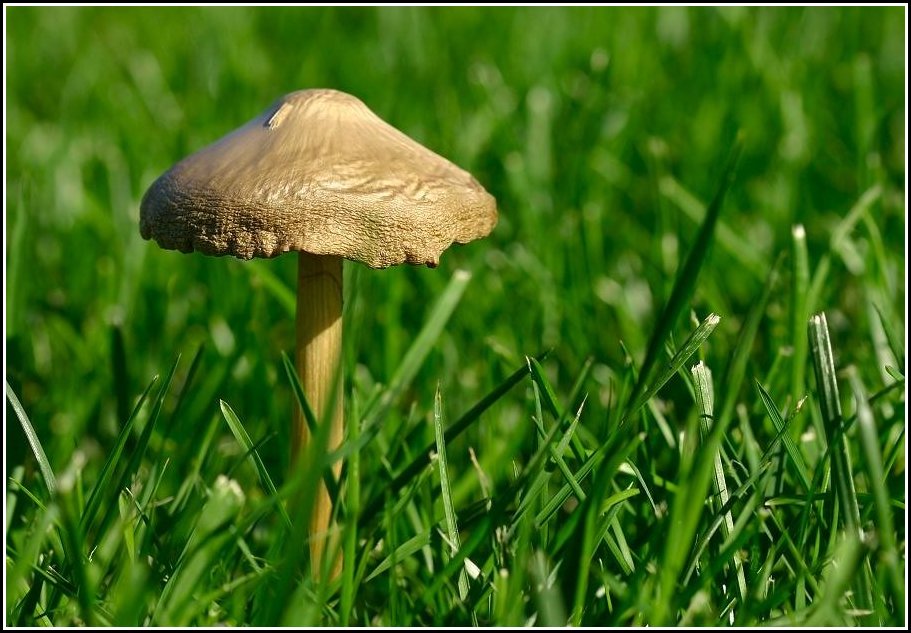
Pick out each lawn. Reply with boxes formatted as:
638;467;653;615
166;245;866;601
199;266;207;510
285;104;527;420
4;6;906;627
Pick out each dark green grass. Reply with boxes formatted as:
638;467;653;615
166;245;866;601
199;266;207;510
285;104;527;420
5;6;906;627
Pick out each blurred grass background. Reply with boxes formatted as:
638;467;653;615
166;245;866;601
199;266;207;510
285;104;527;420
5;6;906;626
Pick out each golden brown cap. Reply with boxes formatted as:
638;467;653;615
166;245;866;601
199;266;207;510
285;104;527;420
139;89;497;268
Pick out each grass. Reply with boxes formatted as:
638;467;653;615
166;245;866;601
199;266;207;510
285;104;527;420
5;5;907;627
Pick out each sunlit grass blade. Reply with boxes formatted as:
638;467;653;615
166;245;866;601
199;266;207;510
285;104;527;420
808;314;862;533
653;359;741;625
6;382;57;497
692;362;747;605
433;385;470;602
808;312;873;620
625;312;721;420
220;400;292;530
790;224;810;404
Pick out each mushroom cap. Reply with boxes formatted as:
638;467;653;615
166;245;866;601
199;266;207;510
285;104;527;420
139;89;497;268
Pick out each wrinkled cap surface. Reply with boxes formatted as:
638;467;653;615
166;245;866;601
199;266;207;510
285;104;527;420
139;89;497;268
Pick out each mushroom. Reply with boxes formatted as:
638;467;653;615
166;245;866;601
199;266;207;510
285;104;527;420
139;88;497;576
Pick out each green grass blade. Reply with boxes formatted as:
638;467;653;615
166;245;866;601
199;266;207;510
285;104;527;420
81;374;159;532
339;389;361;627
280;351;341;506
360;268;472;429
718;256;781;433
808;314;862;533
433;385;470;602
653;358;739;625
755;381;812;493
365;530;433;582
6;382;57;497
95;355;181;544
808;312;873;620
361;355;537;521
692;362;747;605
626;140;742;417
872;302;905;374
625;313;721;420
220;400;293;530
281;350;319;437
528;356;588;460
530;380;586;502
790;224;811;404
848;369;904;619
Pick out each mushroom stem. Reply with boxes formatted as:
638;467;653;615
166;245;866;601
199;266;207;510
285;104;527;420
294;251;344;579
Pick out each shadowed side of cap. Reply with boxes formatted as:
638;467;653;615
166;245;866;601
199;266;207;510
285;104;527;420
140;89;498;268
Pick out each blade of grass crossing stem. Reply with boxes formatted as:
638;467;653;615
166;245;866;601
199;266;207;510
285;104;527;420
433;385;470;603
808;313;873;620
625;140;742;419
849;369;904;619
281;351;341;507
282;351;319;438
220;400;292;530
755;381;812;493
626;313;721;418
6;382;57;497
692;362;747;605
253;373;336;625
